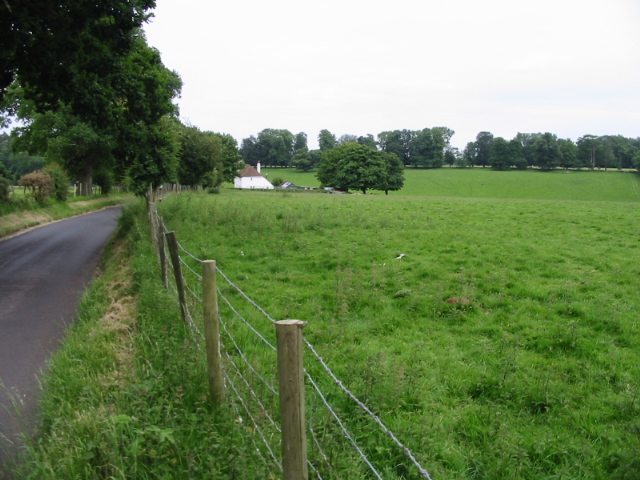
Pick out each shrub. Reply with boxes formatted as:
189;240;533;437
0;175;10;203
18;170;54;205
44;163;70;201
270;177;284;187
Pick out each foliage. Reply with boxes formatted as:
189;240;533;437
474;131;494;167
18;170;54;204
317;142;403;194
0;175;9;203
1;0;154;123
489;137;512;170
44;163;70;201
318;129;338;152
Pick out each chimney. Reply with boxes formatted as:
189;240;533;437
257;162;261;173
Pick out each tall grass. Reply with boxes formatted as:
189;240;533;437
156;186;640;479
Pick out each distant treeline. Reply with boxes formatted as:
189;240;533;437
240;128;640;172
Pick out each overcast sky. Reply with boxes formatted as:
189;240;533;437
144;0;640;151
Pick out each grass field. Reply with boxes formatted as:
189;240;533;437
154;169;640;479
21;169;640;479
262;167;640;202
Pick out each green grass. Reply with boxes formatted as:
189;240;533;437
0;194;132;237
19;169;640;479
156;180;640;479
263;167;640;202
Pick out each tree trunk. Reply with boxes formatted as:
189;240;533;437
78;168;93;196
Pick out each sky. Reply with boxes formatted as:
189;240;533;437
144;0;640;151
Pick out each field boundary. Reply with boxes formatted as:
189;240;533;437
146;193;433;479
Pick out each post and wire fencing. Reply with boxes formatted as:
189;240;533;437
147;200;433;480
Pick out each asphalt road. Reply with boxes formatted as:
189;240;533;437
0;206;122;476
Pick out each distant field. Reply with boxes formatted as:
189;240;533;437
158;184;640;479
262;167;640;202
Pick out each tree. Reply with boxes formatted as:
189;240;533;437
293;132;308;157
409;128;444;168
1;0;155;126
378;130;413;165
558;138;578;169
531;133;560;170
357;134;377;150
338;134;358;144
379;152;405;194
444;148;457;167
8;32;182;196
317;143;402;194
318;129;338;152
489;137;512;170
177;125;222;186
510;138;527;169
475;132;494;167
216;133;243;184
462;142;476;167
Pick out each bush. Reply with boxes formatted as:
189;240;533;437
270;177;284;187
44;163;70;201
18;170;54;205
0;175;10;203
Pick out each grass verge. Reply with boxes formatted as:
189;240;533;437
14;201;265;479
0;194;133;238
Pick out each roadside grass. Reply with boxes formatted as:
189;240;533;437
155;187;640;479
0;194;132;237
16;201;267;479
263;167;640;201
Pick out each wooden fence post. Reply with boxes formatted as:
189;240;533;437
157;216;168;289
276;320;308;480
148;203;159;250
165;231;188;325
202;261;225;406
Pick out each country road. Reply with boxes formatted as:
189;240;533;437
0;206;122;476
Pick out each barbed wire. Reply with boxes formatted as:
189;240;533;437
153;206;433;480
215;267;278;324
304;340;433;479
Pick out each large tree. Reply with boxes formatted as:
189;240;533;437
317;142;402;194
531;133;561;170
1;0;155;121
318;129;338;152
409;128;445;168
9;33;182;195
489;137;512;170
475;131;494;168
177;125;222;186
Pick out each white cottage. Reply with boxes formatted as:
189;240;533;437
234;163;274;190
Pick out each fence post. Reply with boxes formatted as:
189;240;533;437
202;260;225;406
148;203;159;250
165;231;188;325
276;320;308;480
157;216;168;289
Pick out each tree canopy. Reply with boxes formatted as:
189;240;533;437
316;143;404;194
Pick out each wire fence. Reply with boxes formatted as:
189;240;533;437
147;196;433;480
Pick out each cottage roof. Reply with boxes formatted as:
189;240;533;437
237;165;262;178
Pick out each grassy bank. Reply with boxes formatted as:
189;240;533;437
15;201;266;479
0;194;133;238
